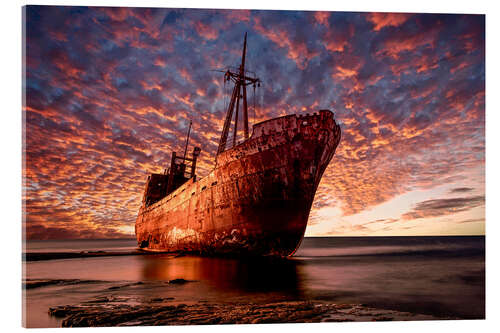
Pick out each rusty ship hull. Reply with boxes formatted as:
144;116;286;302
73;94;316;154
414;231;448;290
135;110;341;256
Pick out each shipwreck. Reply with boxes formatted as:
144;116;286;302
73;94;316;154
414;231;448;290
135;33;341;256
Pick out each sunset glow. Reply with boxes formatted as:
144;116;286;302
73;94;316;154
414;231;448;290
23;7;485;239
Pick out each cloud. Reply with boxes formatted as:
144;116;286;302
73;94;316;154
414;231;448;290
456;218;484;224
314;12;330;27
23;7;485;238
194;21;219;40
365;12;412;31
449;187;474;194
401;196;485;220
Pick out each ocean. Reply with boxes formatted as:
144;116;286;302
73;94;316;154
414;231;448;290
23;236;485;327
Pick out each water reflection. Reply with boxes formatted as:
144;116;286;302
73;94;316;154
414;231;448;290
140;255;302;295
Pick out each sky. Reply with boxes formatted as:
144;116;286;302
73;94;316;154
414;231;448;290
23;6;485;240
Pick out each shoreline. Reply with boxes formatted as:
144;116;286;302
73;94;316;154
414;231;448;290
22;250;167;262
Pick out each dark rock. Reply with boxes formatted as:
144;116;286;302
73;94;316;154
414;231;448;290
48;300;445;327
167;279;191;284
372;317;394;321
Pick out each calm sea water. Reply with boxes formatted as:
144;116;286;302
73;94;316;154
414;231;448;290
23;236;485;327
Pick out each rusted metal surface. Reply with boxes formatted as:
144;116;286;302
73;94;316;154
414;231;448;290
135;110;341;256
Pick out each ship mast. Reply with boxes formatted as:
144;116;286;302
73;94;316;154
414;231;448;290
183;120;192;159
217;33;260;156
